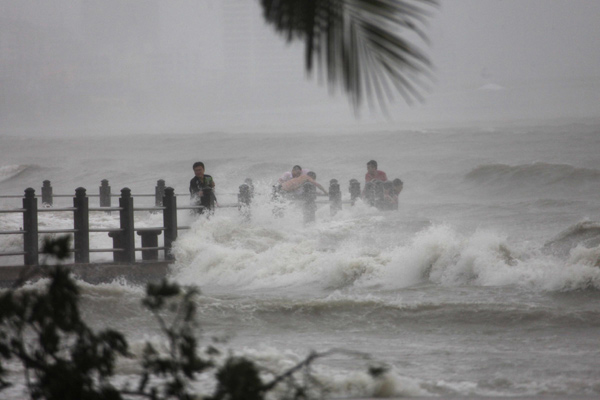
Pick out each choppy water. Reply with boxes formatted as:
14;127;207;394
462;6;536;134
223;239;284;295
1;122;600;398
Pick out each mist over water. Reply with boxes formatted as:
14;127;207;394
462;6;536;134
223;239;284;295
1;0;600;133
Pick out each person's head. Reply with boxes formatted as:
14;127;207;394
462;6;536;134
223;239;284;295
367;160;378;175
193;161;205;177
393;178;403;193
292;165;303;178
307;171;316;180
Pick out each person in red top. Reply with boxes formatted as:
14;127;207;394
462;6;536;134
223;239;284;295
362;160;387;202
365;160;387;183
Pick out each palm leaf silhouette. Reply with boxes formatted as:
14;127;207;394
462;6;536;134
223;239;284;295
261;0;438;112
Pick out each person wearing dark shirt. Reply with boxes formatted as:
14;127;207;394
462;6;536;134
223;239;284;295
189;161;216;213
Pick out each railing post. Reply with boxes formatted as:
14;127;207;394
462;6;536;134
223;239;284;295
163;187;177;261
119;188;135;263
41;180;53;206
244;178;255;199
23;188;38;266
99;179;111;208
201;187;214;215
271;185;285;218
383;181;394;210
238;183;251;221
137;230;161;261
302;181;316;224
364;181;376;207
73;187;90;264
108;231;124;262
349;179;361;206
155;179;165;207
374;180;385;209
329;179;342;216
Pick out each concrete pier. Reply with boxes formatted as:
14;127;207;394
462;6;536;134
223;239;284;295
0;261;172;288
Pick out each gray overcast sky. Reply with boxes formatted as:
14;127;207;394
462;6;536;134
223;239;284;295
433;0;600;84
1;0;599;134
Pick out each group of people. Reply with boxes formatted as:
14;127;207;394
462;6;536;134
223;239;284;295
189;159;403;210
277;165;329;196
363;160;404;209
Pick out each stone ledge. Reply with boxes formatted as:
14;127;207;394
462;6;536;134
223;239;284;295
0;261;172;288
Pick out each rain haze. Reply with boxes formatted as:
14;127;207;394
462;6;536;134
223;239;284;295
1;0;599;134
2;2;600;399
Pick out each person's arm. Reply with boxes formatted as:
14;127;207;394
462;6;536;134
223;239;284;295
315;182;328;195
278;172;291;184
282;175;308;192
307;177;328;195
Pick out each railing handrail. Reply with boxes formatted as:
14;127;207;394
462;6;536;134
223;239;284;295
39;207;77;212
89;207;124;212
132;206;166;212
0;193;183;199
0;192;244;199
175;205;204;210
89;248;124;253
0;177;362;267
0;206;193;213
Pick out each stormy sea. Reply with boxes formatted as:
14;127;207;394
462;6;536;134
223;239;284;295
1;122;600;398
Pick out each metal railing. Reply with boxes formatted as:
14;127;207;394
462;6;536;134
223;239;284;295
0;178;261;266
0;186;196;266
0;179;175;208
0;177;386;267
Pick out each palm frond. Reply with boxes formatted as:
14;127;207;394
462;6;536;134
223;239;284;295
261;0;438;111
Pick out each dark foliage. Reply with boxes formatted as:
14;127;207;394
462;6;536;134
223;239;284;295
211;357;264;400
135;280;211;400
0;264;128;400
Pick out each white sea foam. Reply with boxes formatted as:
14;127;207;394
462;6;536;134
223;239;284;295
170;197;600;294
376;224;600;291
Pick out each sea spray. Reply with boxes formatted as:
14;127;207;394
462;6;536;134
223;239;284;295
2;126;600;397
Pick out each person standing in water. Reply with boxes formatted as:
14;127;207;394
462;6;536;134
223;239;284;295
189;161;216;213
279;165;310;184
365;160;388;183
281;171;328;196
384;178;403;209
362;160;388;200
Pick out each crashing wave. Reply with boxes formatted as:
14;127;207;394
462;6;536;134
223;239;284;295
464;162;600;189
0;164;35;183
543;221;600;258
